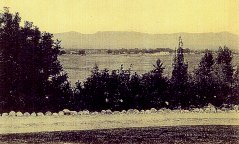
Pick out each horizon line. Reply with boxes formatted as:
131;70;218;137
53;31;238;35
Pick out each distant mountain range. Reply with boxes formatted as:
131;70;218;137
53;31;239;51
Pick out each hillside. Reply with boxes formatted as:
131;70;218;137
54;31;239;51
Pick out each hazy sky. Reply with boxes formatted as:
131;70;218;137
0;0;239;34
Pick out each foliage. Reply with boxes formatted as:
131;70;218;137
0;8;71;112
72;39;239;111
1;8;239;112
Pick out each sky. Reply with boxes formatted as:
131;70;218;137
0;0;239;34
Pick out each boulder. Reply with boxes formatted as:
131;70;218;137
181;110;190;113
145;110;151;114
82;110;90;115
70;111;77;115
23;112;30;116
140;110;145;114
63;109;71;115
9;111;16;116
2;113;8;117
16;112;23;117
37;112;44;116
126;109;134;114
105;109;112;114
52;113;58;116
91;111;99;115
45;111;52;116
120;110;127;114
112;111;120;115
31;112;37;116
58;111;64;116
150;108;157;113
101;110;106;114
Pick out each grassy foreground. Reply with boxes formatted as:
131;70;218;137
0;126;238;144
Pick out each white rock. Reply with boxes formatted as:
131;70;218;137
172;109;181;113
140;110;145;114
9;111;16;116
150;108;157;113
23;112;30;116
233;105;239;111
45;111;52;116
198;108;204;113
105;109;112;114
58;111;64;116
145;110;151;114
126;109;134;114
157;109;164;113
37;112;44;116
63;109;70;113
133;109;140;114
164;109;171;113
16;112;23;117
221;107;229;112
63;109;72;115
216;109;223;113
82;110;90;115
192;108;200;113
31;112;37;116
2;113;8;117
101;110;106;114
52;113;58;116
91;111;99;115
120;110;127;114
77;111;83;115
112;111;120;115
70;111;77;115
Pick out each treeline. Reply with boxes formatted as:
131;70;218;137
0;9;239;113
61;47;190;55
106;48;176;55
73;39;239;111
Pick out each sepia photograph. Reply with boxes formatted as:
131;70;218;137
0;0;239;143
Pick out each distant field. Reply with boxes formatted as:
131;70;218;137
59;54;239;84
0;126;238;143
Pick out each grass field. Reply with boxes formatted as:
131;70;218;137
0;126;238;143
59;53;239;84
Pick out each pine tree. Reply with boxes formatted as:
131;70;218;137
215;46;234;85
170;36;189;108
171;36;188;85
194;50;216;106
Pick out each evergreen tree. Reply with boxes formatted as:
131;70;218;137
141;59;168;109
170;36;189;108
209;46;234;106
171;36;188;85
215;46;234;85
193;50;217;106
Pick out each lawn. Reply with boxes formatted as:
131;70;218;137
0;125;238;143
